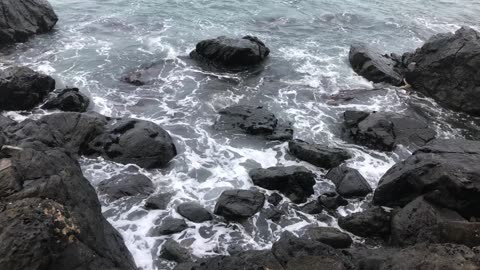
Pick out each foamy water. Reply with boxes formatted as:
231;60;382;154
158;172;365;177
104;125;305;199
2;0;480;269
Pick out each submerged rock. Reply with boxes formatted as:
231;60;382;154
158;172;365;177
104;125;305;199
338;206;392;238
42;88;90;112
343;110;436;151
326;164;372;198
304;227;353;249
405;27;480;116
349;43;403;86
373;139;480;218
288;140;351;169
176;202;213;223
0;147;136;270
97;174;155;200
0;66;55;110
214;189;265;220
249;166;316;203
0;0;58;46
213;105;293;141
190;36;270;71
390;196;480;247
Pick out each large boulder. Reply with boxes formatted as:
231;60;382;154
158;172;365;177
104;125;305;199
176;202;213;223
190;36;270;71
42;88;90;112
405;27;480;116
390;196;480;247
214;189;265;220
338;206;392;238
325;164;372;198
6;112;177;169
97;174;155;200
0;66;55;110
213;105;293;141
373;139;480;218
249;166;316;203
343;111;436;151
271;232;354;270
349;43;403;86
0;0;58;46
0;147;136;270
288;140;351;169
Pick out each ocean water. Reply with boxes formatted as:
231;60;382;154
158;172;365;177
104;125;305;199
2;0;480;269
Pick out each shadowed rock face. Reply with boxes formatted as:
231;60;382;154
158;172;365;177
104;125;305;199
0;147;136;270
190;36;270;71
349;43;403;86
373;139;480;219
249;166;316;203
0;66;55;111
0;0;58;46
405;27;480;116
326;164;372;198
42;88;90;112
343;111;436;151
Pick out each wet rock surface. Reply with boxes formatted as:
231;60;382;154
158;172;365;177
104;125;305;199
304;226;353;249
288;140;351;169
149;218;188;236
0;0;58;46
176;202;213;223
97;174;155;200
0;66;55;111
190;36;270;71
160;239;192;263
338;206;392;238
373;139;480;218
343;110;436;151
213;105;293;141
214;189;265;220
42;88;90;112
249;166;316;203
326;164;372;198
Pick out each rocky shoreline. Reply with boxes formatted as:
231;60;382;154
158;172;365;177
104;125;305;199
1;1;480;270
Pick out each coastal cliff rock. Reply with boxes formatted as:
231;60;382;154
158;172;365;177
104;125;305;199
0;146;136;270
0;0;58;46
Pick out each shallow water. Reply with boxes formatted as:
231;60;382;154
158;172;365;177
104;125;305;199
2;0;480;269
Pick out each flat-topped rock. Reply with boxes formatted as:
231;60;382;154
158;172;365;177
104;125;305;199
214;189;265;220
288;140;351;169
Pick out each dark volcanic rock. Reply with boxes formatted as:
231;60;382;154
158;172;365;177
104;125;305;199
373;139;480;218
190;36;270;71
338;206;392;238
120;59;182;86
349;244;480;270
160;239;192;263
299;200;324;215
343;111;436;151
214;189;265;220
349;43;403;86
42;88;90;112
249;166;316;203
0;147;136;270
405;27;480;116
304;227;353;249
271;232;354;270
0;66;55;110
149;218;188;236
174;250;282;270
326;164;372;198
0;0;58;46
176;202;213;223
267;192;283;206
86;118;177;169
391;196;480;247
7;112;177;169
319;192;348;210
288;140;351;169
97;174;154;200
213;105;293;141
145;193;173;210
